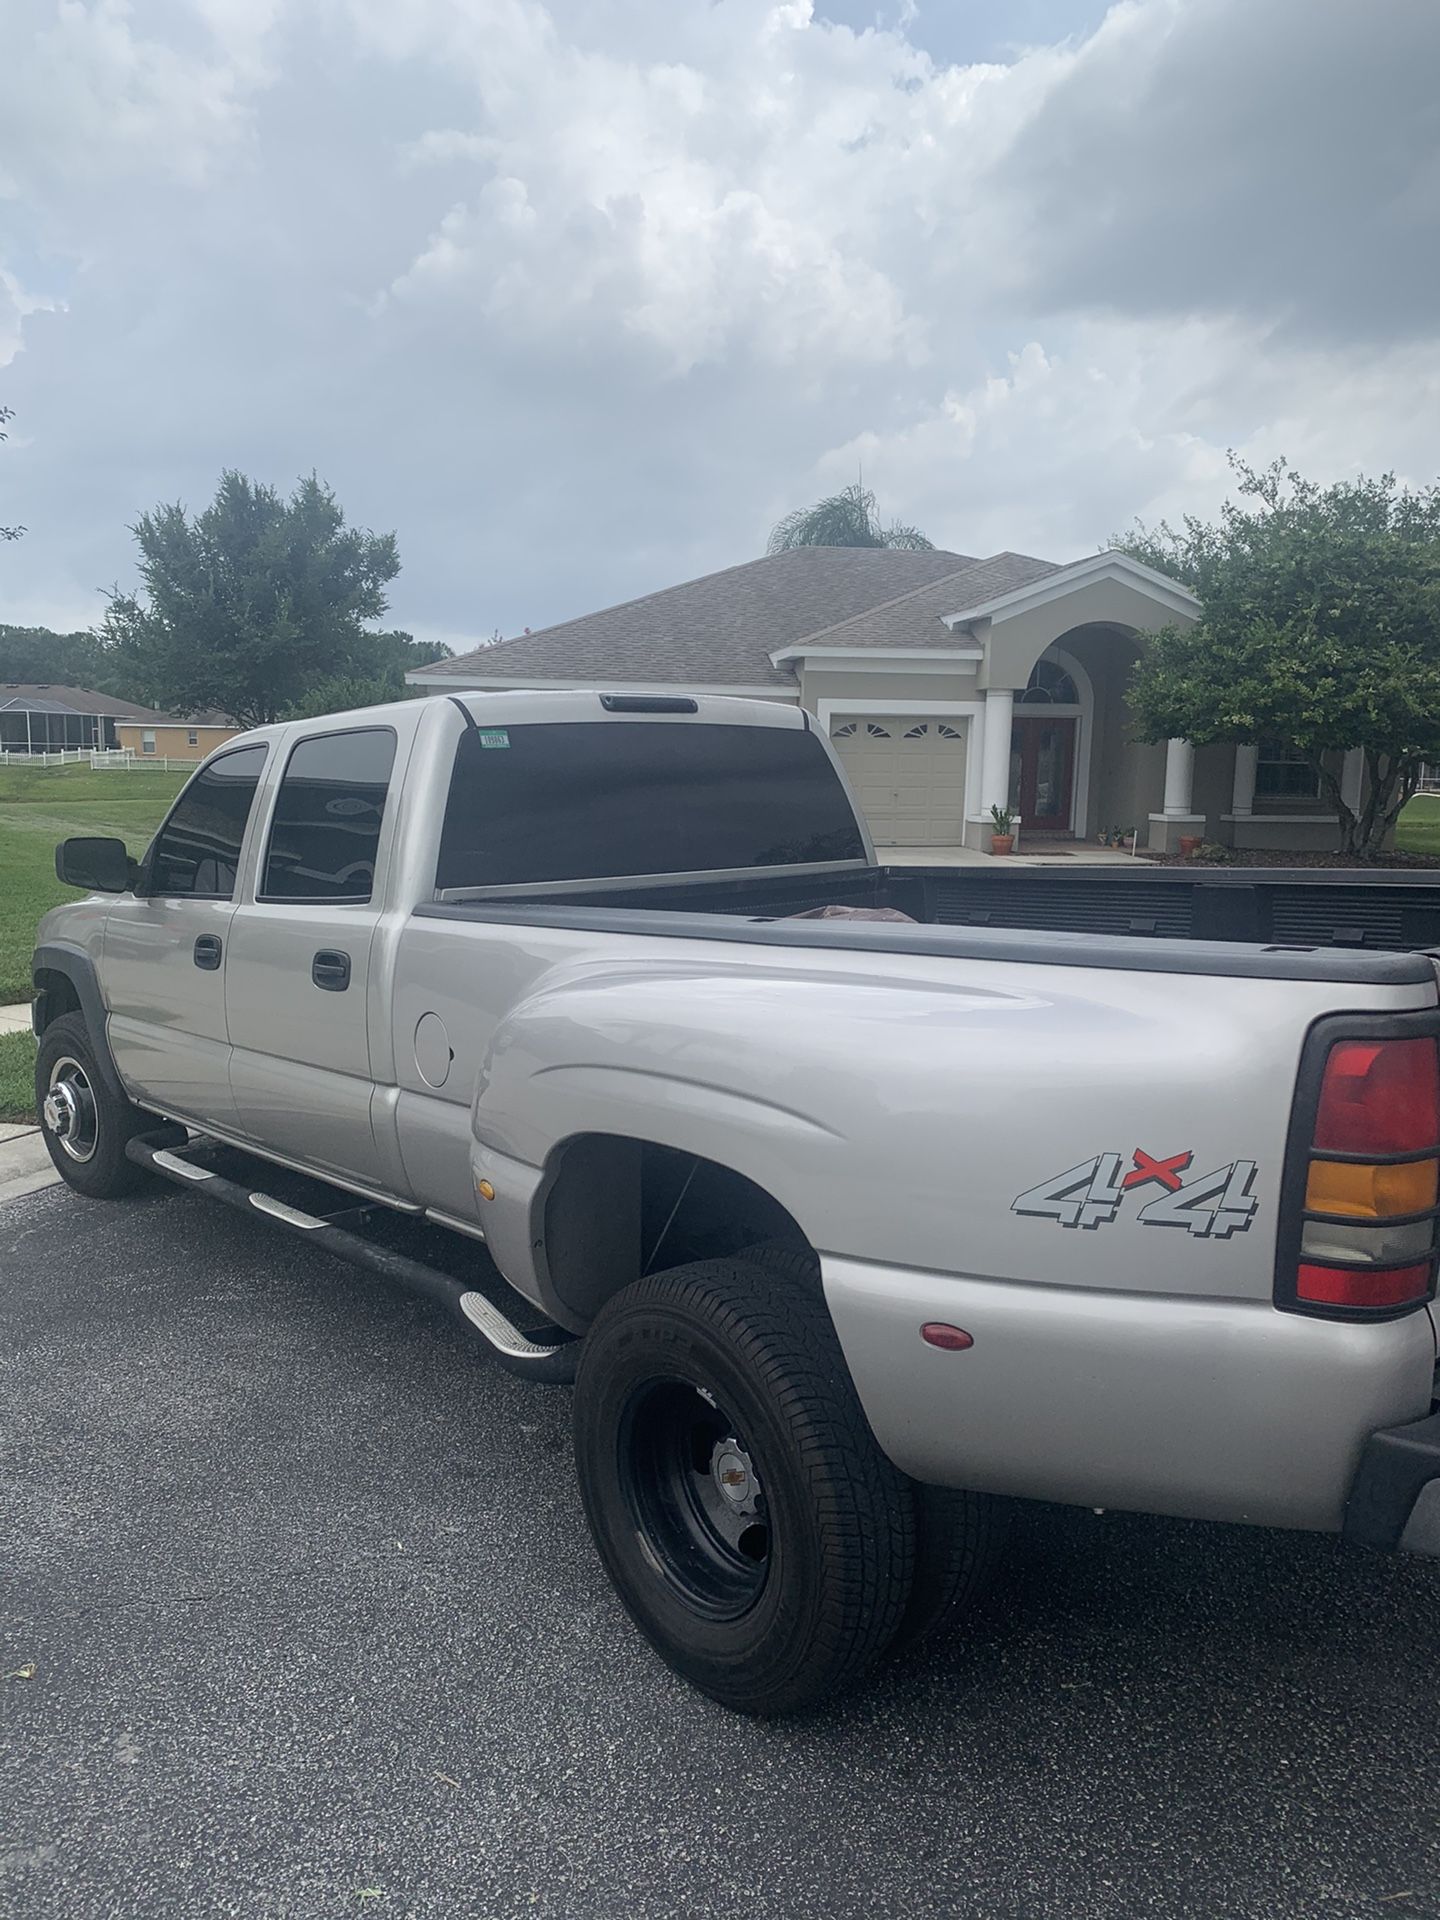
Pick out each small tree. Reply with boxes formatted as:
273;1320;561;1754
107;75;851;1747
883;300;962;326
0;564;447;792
1123;459;1440;859
281;675;403;721
101;470;400;728
1;405;24;542
767;482;932;554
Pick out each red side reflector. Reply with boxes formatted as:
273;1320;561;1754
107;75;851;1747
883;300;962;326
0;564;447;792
1313;1039;1440;1155
920;1323;974;1351
1296;1261;1433;1310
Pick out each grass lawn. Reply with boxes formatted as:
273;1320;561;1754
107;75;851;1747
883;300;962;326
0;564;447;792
1395;792;1440;857
0;1029;38;1123
0;762;187;1005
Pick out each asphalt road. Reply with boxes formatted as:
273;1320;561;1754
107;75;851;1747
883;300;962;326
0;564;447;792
4;1180;1440;1920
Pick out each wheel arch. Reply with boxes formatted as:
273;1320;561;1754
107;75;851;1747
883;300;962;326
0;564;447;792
32;942;125;1100
537;1131;820;1327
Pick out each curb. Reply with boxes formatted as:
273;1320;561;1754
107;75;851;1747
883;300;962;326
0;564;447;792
0;1125;62;1205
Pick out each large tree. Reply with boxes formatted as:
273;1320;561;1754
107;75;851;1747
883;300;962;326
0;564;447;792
102;470;401;727
1;405;24;543
1123;459;1440;860
767;482;932;554
0;624;111;688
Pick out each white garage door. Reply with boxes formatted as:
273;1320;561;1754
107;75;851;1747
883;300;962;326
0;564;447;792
830;716;968;847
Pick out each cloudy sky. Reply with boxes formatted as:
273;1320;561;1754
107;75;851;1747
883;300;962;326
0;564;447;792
2;0;1438;659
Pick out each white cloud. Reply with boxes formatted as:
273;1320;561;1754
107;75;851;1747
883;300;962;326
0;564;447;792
0;0;1437;651
812;321;1440;560
0;0;269;199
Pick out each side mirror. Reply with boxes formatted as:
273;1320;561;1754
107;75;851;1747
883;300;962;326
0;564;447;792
55;837;136;894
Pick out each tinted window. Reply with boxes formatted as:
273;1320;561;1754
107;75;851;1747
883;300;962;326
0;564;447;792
436;721;865;891
261;728;396;903
146;745;268;898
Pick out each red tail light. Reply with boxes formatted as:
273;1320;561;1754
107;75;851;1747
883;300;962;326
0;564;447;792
1296;1261;1433;1311
1278;1020;1440;1320
1314;1038;1440;1155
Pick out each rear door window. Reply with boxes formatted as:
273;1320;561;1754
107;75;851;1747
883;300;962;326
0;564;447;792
436;720;865;891
260;727;397;903
145;745;269;898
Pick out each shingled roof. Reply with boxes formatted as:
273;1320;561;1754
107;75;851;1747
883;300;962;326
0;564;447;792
417;546;1072;692
769;552;1063;658
0;683;170;721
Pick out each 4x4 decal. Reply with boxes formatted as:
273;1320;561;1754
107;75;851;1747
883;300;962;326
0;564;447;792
1013;1146;1259;1238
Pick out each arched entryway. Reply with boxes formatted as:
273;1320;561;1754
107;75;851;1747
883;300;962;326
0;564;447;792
1008;645;1094;837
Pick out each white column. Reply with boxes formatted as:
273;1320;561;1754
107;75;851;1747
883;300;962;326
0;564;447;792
980;687;1014;818
1231;743;1258;818
1340;748;1364;815
1162;737;1195;818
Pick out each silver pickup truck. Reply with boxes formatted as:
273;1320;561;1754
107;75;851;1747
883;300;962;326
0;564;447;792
32;691;1440;1713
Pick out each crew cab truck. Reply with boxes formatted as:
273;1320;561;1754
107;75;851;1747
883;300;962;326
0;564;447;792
32;691;1440;1714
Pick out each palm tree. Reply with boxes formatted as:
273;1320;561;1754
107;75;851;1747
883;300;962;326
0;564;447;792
766;482;933;554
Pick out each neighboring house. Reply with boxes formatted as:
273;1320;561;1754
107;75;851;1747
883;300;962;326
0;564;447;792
407;546;1367;855
113;710;240;762
0;683;171;754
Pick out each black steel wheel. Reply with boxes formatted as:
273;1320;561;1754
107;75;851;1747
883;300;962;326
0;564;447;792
618;1378;772;1623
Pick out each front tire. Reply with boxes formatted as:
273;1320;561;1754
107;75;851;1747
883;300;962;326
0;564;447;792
35;1011;149;1199
572;1257;916;1715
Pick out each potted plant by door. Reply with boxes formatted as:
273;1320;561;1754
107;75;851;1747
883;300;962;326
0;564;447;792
989;804;1015;856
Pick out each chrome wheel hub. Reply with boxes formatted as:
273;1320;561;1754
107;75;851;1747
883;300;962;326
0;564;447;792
43;1057;98;1163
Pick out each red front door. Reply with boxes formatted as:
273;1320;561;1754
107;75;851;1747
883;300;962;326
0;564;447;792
1010;717;1076;834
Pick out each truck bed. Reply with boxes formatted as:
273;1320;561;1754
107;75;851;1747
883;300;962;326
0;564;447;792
444;861;1440;950
420;862;1440;984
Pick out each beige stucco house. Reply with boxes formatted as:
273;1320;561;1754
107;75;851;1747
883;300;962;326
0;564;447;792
113;712;240;762
409;546;1364;857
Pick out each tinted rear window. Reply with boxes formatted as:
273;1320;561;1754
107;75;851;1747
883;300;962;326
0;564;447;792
435;721;865;891
261;727;396;903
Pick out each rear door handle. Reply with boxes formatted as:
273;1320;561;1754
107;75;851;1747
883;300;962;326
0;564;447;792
311;949;351;992
193;934;222;971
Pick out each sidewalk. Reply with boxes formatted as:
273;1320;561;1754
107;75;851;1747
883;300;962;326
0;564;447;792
0;1121;59;1204
0;1005;55;1202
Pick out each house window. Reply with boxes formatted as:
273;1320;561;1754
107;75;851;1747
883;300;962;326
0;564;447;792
1018;658;1079;705
833;722;857;738
187;729;199;747
141;730;156;755
1255;740;1322;801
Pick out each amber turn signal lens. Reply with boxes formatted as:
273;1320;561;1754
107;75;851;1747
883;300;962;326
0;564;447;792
1305;1157;1438;1220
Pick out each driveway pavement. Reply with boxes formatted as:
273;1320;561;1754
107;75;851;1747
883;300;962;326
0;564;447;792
4;1178;1439;1919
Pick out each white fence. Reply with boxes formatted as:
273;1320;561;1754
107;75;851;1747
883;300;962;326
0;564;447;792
0;748;191;772
87;750;192;772
0;747;94;768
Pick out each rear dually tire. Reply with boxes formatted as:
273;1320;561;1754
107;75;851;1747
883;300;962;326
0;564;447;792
572;1255;917;1715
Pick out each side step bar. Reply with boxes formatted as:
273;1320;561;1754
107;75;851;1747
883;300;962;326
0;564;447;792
127;1130;579;1383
